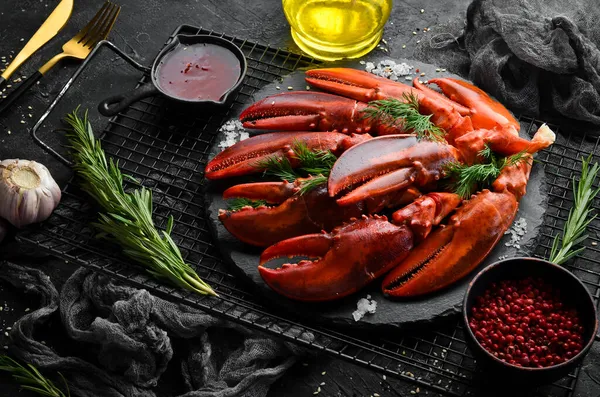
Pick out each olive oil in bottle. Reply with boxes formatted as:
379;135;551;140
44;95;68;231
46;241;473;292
282;0;392;61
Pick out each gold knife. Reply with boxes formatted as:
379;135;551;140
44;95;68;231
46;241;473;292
0;0;74;88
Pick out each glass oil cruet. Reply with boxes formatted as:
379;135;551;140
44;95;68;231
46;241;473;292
282;0;393;61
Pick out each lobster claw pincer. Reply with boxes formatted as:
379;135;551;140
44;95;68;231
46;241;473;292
382;157;533;298
239;91;405;135
258;215;414;302
219;180;365;247
305;68;471;116
205;131;370;180
424;78;520;133
328;135;461;205
382;190;518;298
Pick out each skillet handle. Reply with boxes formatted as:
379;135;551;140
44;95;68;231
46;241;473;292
98;82;159;116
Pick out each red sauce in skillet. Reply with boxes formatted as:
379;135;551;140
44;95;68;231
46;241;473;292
157;43;241;101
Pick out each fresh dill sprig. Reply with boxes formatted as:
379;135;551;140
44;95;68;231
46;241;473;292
0;355;70;397
256;155;299;182
549;154;600;265
227;198;268;211
361;93;446;143
445;162;502;199
255;141;337;194
292;140;337;176
64;109;217;297
444;146;529;199
299;175;328;195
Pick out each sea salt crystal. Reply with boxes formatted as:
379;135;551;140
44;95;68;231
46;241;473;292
352;294;378;321
365;59;413;80
217;119;248;149
504;217;527;249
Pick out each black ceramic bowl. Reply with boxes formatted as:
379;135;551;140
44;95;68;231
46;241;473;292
463;257;598;386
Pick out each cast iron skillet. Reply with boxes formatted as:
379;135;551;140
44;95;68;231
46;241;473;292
98;34;247;116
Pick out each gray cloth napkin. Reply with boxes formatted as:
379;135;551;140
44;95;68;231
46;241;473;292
0;261;308;397
414;0;600;125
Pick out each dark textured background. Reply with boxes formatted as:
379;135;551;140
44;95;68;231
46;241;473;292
1;1;599;396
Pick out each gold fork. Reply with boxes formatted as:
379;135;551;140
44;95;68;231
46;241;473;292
0;1;121;115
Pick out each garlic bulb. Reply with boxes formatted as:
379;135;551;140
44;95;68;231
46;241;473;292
0;218;8;243
0;159;61;228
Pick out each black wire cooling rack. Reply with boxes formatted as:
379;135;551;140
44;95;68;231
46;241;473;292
16;25;600;397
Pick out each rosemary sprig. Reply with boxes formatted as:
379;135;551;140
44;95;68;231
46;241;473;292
0;355;70;397
64;109;217;296
255;141;337;194
227;198;268;211
361;93;446;143
444;146;529;199
549;155;600;265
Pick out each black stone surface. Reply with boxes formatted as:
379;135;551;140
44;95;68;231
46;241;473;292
205;58;549;330
1;0;598;396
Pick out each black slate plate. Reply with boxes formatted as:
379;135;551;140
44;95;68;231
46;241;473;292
205;56;548;330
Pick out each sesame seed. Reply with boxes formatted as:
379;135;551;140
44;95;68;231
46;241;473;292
4;332;8;337
402;45;406;49
411;391;416;395
592;241;597;246
320;382;325;386
383;375;387;380
287;86;293;90
420;9;424;13
306;85;310;90
20;120;25;124
321;371;326;375
276;86;280;90
420;72;426;76
28;106;32;109
412;31;417;35
374;394;380;397
24;308;29;312
441;68;446;72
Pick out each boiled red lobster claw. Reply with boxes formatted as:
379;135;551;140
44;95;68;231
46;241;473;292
259;215;413;302
305;68;520;135
381;156;533;297
258;192;461;302
205;131;370;180
239;91;407;135
220;178;423;247
219;179;364;247
328;135;461;205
